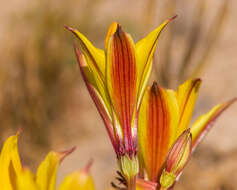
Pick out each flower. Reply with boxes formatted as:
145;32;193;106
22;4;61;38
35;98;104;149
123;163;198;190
67;18;236;190
160;129;192;190
66;17;176;183
0;132;95;190
138;79;236;188
66;18;176;184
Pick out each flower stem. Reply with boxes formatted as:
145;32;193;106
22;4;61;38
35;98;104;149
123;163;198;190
127;177;136;190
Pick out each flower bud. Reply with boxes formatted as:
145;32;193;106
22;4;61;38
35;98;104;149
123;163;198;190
160;129;192;189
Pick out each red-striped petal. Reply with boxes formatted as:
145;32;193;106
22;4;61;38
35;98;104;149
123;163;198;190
138;82;179;182
106;25;137;155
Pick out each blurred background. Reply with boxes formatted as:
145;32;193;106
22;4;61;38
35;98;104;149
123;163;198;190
0;0;237;189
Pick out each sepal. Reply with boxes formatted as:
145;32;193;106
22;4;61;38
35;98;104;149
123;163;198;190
119;155;139;182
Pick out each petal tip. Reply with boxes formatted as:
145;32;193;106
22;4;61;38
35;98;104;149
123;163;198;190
114;23;123;36
151;81;162;94
228;97;237;104
168;15;178;22
64;25;79;39
193;78;202;92
64;25;75;33
17;128;22;136
84;159;94;173
194;78;202;83
59;146;77;162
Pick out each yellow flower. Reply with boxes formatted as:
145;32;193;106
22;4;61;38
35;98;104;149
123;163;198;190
66;18;176;182
0;133;95;190
67;19;236;190
138;79;236;187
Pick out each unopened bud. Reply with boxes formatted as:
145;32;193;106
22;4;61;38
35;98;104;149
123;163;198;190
160;129;192;189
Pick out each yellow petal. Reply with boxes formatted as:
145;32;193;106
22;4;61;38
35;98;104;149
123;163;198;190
135;16;176;106
0;133;22;190
74;45;112;119
36;147;75;190
175;79;201;138
191;98;236;150
74;46;120;153
59;170;95;190
16;169;39;190
105;22;119;50
138;82;179;182
65;26;105;77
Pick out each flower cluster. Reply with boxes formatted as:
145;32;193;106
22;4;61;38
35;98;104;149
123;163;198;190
66;17;236;190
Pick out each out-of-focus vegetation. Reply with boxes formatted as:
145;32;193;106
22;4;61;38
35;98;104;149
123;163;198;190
143;0;229;88
0;0;115;165
0;0;236;189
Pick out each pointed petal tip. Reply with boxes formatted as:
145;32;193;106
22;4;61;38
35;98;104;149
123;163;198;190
114;23;124;37
17;128;22;135
228;97;237;105
64;25;81;39
195;78;202;85
151;81;158;87
219;97;237;114
178;128;192;143
59;146;77;162
64;25;75;33
112;21;120;29
105;22;120;49
168;15;178;22
191;97;237;151
151;81;160;93
191;78;202;86
84;159;94;173
185;128;191;134
220;97;237;111
192;78;202;92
